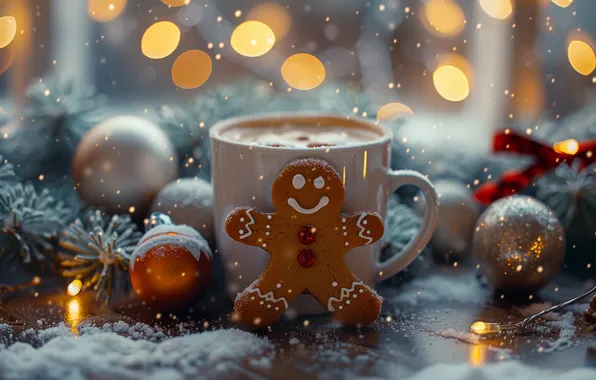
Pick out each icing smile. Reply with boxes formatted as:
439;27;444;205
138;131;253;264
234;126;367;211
287;196;329;215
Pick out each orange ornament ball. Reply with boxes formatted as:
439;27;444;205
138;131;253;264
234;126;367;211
130;223;213;311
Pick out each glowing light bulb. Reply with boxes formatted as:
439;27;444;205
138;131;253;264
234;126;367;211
551;0;573;8
553;139;579;155
479;0;513;20
230;21;275;57
568;40;596;76
377;103;414;122
141;21;181;59
88;0;127;22
421;0;465;38
433;65;470;102
0;16;17;49
281;53;326;90
246;2;292;40
67;279;83;296
471;321;501;335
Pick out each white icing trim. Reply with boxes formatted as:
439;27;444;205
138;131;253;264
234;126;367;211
239;210;255;239
287;196;329;215
327;281;364;311
356;213;373;245
248;287;289;309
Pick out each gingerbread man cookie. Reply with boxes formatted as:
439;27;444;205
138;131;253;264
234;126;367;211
226;158;384;328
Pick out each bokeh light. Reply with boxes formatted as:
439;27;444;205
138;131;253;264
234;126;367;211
0;49;15;74
88;0;127;23
567;40;595;76
281;53;326;90
0;16;17;49
141;21;181;59
246;2;292;40
551;0;573;8
67;279;83;296
162;0;191;6
553;139;579;155
230;21;276;57
433;65;470;102
377;103;414;122
479;0;513;20
421;0;465;38
171;50;212;89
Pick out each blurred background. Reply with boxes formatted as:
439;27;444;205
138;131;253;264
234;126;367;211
1;0;594;142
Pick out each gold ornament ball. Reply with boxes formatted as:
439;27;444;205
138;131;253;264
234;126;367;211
73;116;178;214
473;195;565;292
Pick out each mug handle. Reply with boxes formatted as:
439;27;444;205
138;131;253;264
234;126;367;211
376;170;439;282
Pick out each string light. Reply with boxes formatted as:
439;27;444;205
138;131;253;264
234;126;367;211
67;279;83;296
553;139;579;155
230;21;275;57
141;21;181;59
281;53;325;90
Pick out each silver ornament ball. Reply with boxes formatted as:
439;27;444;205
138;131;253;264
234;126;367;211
73;115;178;213
151;178;214;242
473;195;565;292
415;179;479;258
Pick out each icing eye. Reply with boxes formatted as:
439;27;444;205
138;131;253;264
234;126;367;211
314;176;325;189
292;174;306;189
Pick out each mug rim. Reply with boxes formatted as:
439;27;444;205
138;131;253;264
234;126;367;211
209;112;392;152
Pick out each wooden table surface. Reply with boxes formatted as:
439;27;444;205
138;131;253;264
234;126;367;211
1;265;595;379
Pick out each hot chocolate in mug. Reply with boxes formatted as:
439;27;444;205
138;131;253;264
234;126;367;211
210;113;438;314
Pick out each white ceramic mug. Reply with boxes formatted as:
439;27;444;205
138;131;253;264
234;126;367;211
210;113;438;314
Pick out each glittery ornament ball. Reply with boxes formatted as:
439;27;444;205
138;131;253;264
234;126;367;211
473;195;565;292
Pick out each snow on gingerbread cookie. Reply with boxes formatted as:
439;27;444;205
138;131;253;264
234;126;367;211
225;158;384;328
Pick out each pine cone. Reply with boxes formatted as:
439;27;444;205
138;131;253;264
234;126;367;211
584;295;596;331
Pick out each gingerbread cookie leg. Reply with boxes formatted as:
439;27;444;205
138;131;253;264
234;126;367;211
310;269;382;327
234;261;306;328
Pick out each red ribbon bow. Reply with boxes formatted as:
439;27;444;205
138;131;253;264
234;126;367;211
473;130;596;205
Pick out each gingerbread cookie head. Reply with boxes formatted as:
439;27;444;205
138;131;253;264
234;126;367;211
271;158;344;219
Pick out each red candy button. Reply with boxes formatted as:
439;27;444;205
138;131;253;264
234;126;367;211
298;249;316;268
298;225;316;245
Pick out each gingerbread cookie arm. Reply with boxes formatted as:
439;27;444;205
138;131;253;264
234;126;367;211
340;212;384;250
225;207;274;248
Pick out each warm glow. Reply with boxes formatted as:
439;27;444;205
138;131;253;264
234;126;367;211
88;0;127;22
142;21;181;59
377;102;414;122
422;0;465;37
161;0;191;6
479;0;513;20
551;0;573;8
247;2;292;40
471;321;501;335
66;299;82;334
553;139;579;155
171;50;212;89
568;40;595;76
281;53;325;90
469;345;487;367
230;21;276;57
433;65;470;102
0;16;17;49
0;49;15;74
67;279;83;296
